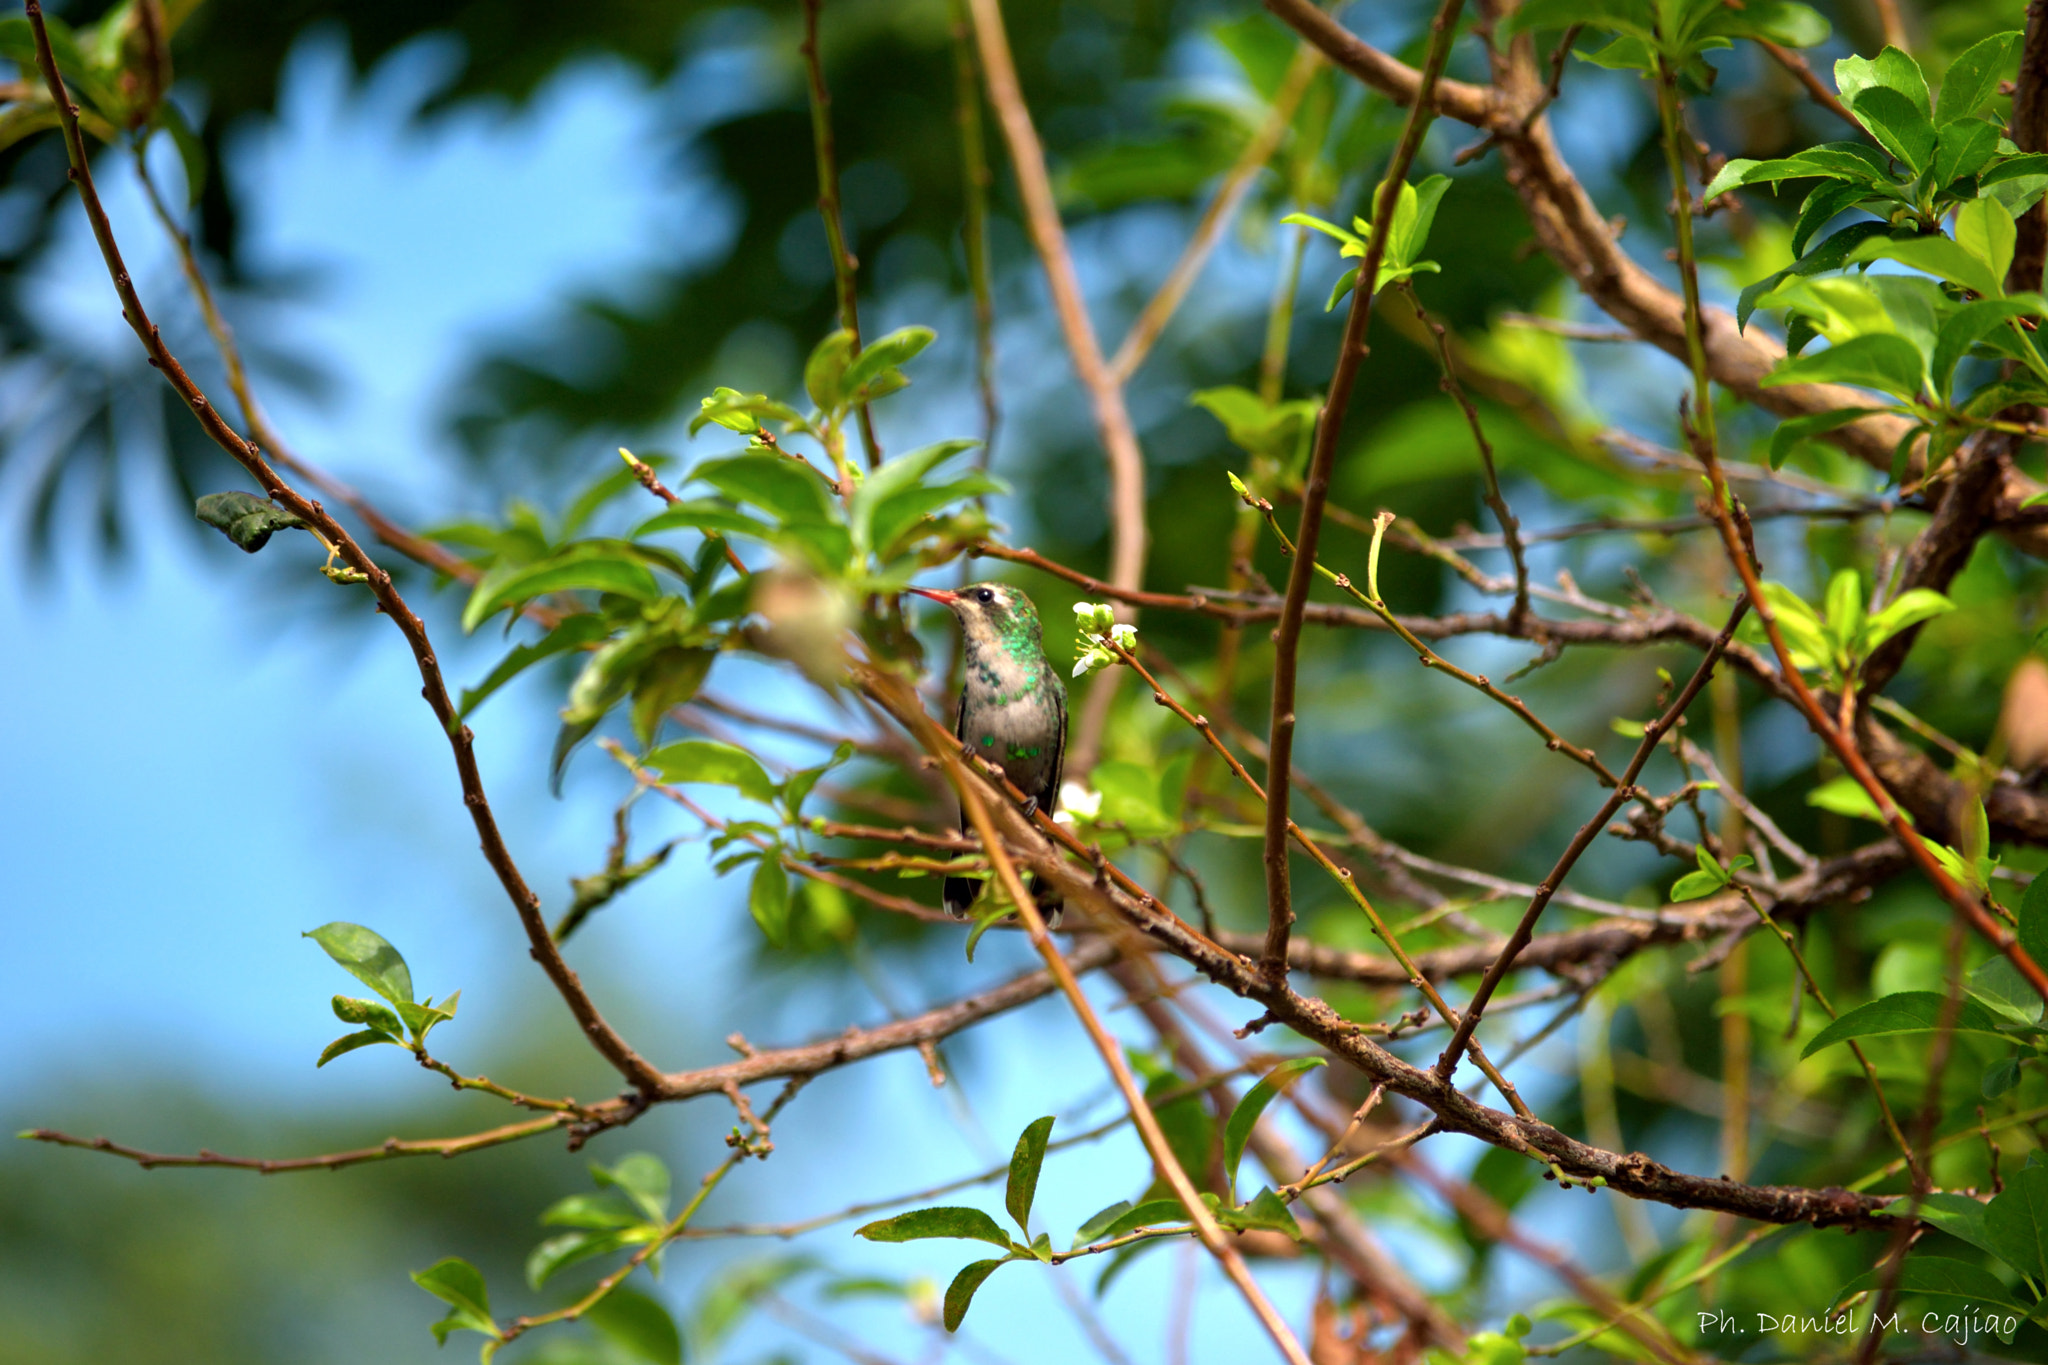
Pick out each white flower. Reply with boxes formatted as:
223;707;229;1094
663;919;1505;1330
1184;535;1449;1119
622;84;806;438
1053;782;1102;825
1073;644;1114;678
1072;601;1116;634
1108;623;1137;650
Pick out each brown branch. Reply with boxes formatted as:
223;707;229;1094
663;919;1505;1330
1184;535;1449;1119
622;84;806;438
800;0;881;469
966;0;1149;773
1262;0;1466;983
24;1115;571;1172
1756;41;1865;134
24;2;665;1093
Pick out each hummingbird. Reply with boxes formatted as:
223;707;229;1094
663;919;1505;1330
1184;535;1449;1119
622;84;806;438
908;582;1067;921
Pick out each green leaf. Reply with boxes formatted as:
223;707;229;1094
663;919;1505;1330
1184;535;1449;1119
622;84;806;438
462;545;665;633
1936;31;2022;126
411;1258;501;1346
1932;297;2048;401
316;1029;400;1067
1914;1192;2001;1261
525;1228;636;1289
1498;0;1653;42
1823;568;1864;661
645;740;777;804
691;386;804;436
628;647;715;747
782;740;855;819
1228;1187;1304;1241
541;1193;645;1230
1832;1257;2026;1339
330;994;405;1036
943;1258;1011;1332
1739;220;1894;330
848;438;980;553
1845;233;2003;302
1931;117;2001;190
1073;1200;1133;1247
1669;870;1726;902
633;499;774;541
592;1153;672;1223
1807;775;1889;825
1755;581;1831;669
690;453;837;528
2013;872;2048;990
1100;1199;1195;1240
963;901;1009;963
1702;0;1828;48
458;614;610;721
194;490;308;553
1764;332;1926;402
1851;85;1937;173
1984;1055;2023;1098
1837;46;1932;120
1955;196;2019;293
1768;408;1874;470
304;922;415;1006
1799;990;2012;1059
1864;588;1956;650
1391;174;1451;268
805;329;857;411
840;325;936;399
1004;1116;1056;1234
748;855;790;948
1222;1058;1325;1200
854;1206;1019;1251
1968;956;2040;1026
586;1286;683;1365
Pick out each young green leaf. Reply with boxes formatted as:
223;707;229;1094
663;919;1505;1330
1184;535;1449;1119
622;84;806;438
1956;196;2019;289
847;438;979;553
317;1029;401;1067
1754;581;1833;670
330;994;405;1037
1228;1187;1304;1240
525;1228;636;1289
1863;588;1956;651
633;499;774;541
944;1257;1013;1332
748;856;790;948
1822;568;1864;663
645;740;777;804
1222;1057;1326;1200
690;452;837;527
1072;1200;1133;1248
840;325;936;399
805;329;857;411
1936;31;2023;127
1805;774;1891;823
585;1285;683;1365
457;614;610;721
461;544;667;633
855;1206;1019;1251
1761;333;1924;402
1099;1198;1195;1240
542;1192;645;1230
1004;1116;1056;1235
592;1153;672;1222
1668;870;1725;902
304;922;415;1006
411;1257;501;1347
1799;990;2011;1059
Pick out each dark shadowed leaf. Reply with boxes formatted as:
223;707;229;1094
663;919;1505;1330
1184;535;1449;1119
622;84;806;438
748;856;790;948
1987;1164;2048;1280
194;490;308;553
2019;871;2048;970
1832;1257;2025;1339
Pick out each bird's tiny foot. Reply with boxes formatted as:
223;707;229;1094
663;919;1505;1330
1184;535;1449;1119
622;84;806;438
1020;796;1039;817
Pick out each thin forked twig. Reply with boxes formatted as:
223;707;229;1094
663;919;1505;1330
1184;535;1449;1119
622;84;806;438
800;0;882;469
1260;0;1467;984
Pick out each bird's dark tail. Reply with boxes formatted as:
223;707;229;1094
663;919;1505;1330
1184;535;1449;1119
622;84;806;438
943;873;1063;928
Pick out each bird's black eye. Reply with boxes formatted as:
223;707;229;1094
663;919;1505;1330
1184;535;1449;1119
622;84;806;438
975;588;995;604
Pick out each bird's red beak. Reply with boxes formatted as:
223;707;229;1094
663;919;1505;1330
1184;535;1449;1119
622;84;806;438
907;586;960;605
